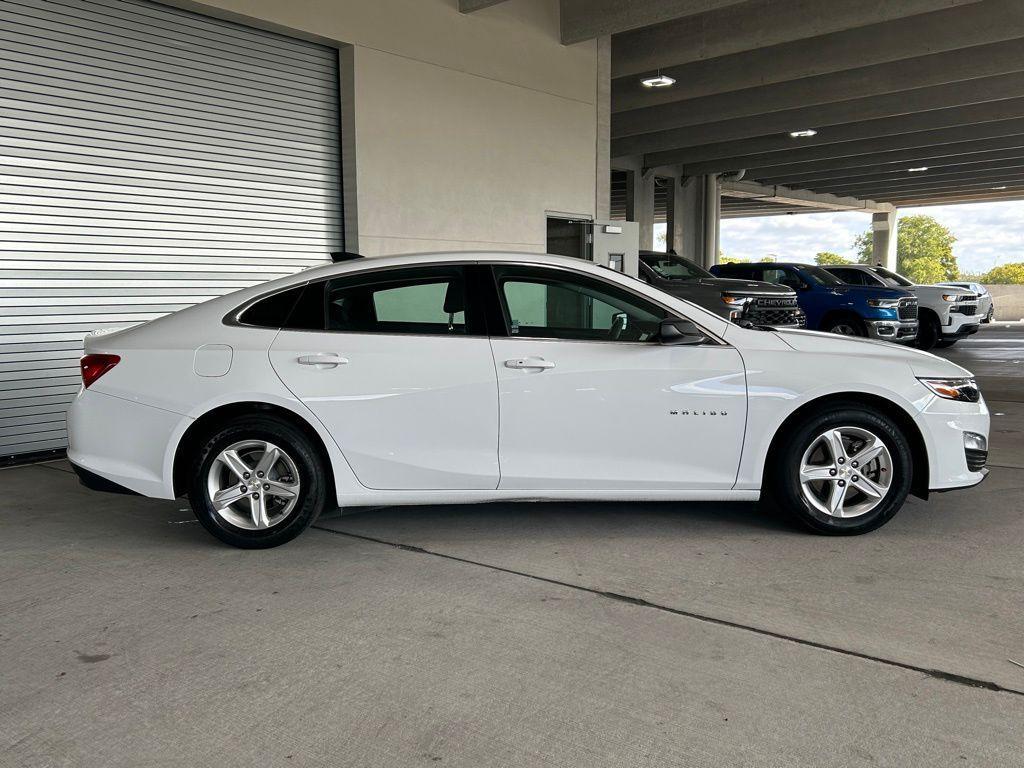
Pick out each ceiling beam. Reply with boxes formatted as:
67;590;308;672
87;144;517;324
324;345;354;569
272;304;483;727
810;172;1024;198
612;75;1024;153
748;141;1024;184
458;0;508;11
611;0;978;79
888;191;1024;207
760;155;1024;189
613;38;1024;133
640;114;1024;171
560;0;745;45
882;188;1024;205
720;180;891;213
610;0;1024;105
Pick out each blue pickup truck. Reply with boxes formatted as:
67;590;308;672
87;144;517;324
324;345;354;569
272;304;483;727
710;262;919;344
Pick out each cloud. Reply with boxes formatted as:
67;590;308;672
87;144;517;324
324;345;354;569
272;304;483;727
719;200;1024;273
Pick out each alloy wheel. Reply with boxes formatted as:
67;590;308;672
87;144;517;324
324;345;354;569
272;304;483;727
798;426;892;518
206;440;301;530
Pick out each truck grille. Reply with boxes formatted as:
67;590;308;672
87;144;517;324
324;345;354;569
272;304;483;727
951;300;978;315
897;298;918;320
745;297;805;327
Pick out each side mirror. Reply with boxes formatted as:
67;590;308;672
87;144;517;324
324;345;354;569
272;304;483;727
659;318;707;346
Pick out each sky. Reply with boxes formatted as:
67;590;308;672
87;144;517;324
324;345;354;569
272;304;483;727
716;199;1024;274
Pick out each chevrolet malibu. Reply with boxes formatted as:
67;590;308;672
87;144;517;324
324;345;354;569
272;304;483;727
68;252;989;548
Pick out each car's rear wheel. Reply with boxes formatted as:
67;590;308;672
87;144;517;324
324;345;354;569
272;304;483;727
188;415;328;548
766;406;913;535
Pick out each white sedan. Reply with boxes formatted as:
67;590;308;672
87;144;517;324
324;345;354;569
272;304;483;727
68;252;989;548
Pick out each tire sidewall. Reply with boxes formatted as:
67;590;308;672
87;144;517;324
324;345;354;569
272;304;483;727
824;315;866;337
916;315;940;350
188;416;327;548
774;407;912;535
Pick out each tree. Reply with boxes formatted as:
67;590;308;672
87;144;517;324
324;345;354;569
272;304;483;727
981;262;1024;284
897;215;958;283
719;255;749;264
815;251;851;265
852;215;958;283
853;231;874;264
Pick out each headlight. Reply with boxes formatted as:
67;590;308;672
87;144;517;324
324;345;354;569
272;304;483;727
918;377;980;403
941;293;959;302
721;294;752;305
867;298;901;308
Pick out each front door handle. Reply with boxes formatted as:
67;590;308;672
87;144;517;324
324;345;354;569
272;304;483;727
504;357;555;370
297;353;349;368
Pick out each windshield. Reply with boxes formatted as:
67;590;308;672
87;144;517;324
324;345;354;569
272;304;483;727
870;267;913;287
640;253;712;281
800;265;844;286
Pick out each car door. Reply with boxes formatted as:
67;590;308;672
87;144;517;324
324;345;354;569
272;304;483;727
486;264;747;491
269;264;499;491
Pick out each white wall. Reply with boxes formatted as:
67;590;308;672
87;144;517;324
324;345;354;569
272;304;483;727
168;0;600;255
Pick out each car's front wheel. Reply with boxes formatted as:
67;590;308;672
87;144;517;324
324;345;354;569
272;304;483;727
767;406;913;535
188;415;328;548
822;315;866;337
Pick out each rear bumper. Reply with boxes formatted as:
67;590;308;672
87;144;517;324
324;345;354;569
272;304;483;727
67;388;187;499
70;462;140;496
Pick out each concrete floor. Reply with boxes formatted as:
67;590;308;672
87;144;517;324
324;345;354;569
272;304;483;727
2;325;1023;767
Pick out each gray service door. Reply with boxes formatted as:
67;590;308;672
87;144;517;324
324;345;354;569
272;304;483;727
1;0;342;459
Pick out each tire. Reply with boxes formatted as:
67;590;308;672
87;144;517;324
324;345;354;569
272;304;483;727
984;305;994;324
915;313;941;351
187;415;328;548
934;339;957;349
765;405;913;535
822;314;866;337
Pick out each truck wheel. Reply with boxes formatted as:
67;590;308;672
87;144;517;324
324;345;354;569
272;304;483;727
916;314;941;351
188;415;328;548
822;315;866;337
765;406;912;535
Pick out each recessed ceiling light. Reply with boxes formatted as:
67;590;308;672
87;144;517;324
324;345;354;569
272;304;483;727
640;74;676;88
908;166;929;172
789;129;817;138
992;185;1008;190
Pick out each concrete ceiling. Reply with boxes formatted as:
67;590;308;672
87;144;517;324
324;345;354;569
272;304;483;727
607;0;1024;208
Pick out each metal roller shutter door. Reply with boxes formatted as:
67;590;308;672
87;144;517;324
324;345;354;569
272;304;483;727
0;0;342;460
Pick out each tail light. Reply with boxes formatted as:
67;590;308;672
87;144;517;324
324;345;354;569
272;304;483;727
80;354;120;388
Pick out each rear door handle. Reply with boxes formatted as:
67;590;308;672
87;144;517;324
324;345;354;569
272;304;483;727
504;357;555;370
297;353;349;368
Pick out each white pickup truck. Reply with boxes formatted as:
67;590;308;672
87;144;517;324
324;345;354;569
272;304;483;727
823;264;983;350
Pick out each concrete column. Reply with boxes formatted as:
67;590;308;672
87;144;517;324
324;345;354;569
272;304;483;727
636;170;656;250
673;173;720;268
705;174;721;269
594;36;611;221
872;210;897;269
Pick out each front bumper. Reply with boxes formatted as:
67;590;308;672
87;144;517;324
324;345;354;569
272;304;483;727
866;318;918;344
916;395;990;491
943;311;983;338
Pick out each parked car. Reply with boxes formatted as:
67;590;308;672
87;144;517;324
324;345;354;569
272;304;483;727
637;250;805;327
710;262;918;344
68;252;988;548
938;281;994;323
823;265;982;350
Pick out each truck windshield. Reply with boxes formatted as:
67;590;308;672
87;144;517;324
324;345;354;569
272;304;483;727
800;265;845;286
870;267;914;287
641;253;712;281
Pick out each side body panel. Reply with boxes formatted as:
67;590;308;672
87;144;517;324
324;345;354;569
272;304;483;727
490;338;748;490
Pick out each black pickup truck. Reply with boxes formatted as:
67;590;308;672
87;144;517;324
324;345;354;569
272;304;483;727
638;251;806;327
